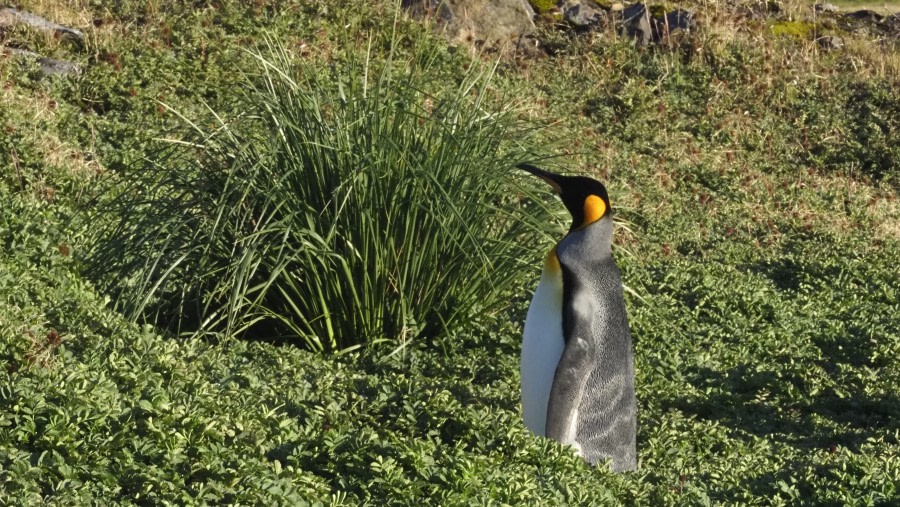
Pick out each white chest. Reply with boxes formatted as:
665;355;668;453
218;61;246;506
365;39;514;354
520;264;565;436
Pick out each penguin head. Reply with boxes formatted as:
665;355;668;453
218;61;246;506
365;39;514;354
517;163;611;232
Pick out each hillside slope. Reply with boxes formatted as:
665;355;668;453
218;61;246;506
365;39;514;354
1;0;898;504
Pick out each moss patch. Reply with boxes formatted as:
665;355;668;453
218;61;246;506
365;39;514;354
770;20;820;39
529;0;558;14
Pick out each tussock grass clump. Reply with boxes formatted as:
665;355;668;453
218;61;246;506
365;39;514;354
84;43;544;352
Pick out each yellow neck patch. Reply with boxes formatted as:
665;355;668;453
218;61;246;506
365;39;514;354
582;195;607;228
544;246;560;273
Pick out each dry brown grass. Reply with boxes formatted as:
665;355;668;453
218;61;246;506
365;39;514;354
871;192;900;241
0;66;104;196
8;0;93;28
757;169;900;242
3;0;126;58
842;38;900;82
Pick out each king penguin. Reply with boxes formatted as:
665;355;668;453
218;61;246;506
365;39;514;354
518;162;637;473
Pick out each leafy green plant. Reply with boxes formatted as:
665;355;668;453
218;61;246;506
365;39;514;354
82;39;546;352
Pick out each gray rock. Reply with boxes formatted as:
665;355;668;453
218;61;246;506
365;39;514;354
0;7;83;77
619;3;652;46
37;56;80;76
654;8;696;39
562;0;608;30
403;0;536;48
0;8;85;41
814;2;839;13
4;47;80;76
846;9;883;21
838;8;897;38
401;0;454;24
886;13;900;35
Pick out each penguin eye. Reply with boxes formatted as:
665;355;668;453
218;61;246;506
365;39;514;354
582;195;607;227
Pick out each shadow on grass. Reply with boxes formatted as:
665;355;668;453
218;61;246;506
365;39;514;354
661;362;899;500
664;365;899;448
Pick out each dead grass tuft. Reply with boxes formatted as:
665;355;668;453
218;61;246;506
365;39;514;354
24;328;63;368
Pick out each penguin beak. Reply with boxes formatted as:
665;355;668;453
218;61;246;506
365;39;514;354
517;163;562;194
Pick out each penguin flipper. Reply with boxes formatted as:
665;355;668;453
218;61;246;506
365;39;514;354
545;330;594;448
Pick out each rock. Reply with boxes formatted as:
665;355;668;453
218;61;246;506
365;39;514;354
36;56;79;76
816;35;844;50
558;1;696;45
814;2;839;13
619;3;653;46
886;13;900;35
562;0;608;30
401;0;454;24
4;47;80;77
846;9;883;22
838;9;897;39
0;8;83;77
0;8;85;41
653;8;696;39
403;0;536;49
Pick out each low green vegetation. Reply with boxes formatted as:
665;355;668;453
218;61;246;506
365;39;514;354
1;0;898;504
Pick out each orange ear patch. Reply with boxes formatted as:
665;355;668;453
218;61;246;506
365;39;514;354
582;195;607;227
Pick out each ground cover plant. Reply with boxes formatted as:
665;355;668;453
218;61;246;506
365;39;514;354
1;0;898;504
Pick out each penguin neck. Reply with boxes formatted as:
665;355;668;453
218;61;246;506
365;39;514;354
559;216;614;265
